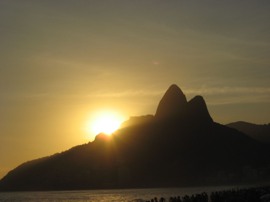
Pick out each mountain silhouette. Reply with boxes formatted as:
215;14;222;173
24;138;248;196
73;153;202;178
155;84;187;119
227;121;270;144
0;84;270;191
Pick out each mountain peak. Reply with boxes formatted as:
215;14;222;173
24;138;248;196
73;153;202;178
187;95;213;124
167;84;183;92
155;84;187;118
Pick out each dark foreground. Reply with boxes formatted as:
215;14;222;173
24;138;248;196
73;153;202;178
145;186;270;202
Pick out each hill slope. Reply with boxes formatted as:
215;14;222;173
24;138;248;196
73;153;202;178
227;121;270;144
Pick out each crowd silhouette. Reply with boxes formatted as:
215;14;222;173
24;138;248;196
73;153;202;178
144;186;270;202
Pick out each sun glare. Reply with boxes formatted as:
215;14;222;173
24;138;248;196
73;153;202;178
87;111;124;136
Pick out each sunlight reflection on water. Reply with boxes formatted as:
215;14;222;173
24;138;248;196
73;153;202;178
0;186;239;201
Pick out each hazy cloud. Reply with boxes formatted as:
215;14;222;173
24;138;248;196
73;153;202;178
86;86;270;106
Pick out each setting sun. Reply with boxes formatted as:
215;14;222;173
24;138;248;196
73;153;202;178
87;111;125;136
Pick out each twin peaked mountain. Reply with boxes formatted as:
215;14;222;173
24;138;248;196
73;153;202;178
155;84;212;123
1;84;270;191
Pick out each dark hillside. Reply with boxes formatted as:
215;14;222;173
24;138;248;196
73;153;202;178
227;121;270;144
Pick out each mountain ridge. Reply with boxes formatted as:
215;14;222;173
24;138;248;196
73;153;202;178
227;121;270;144
1;84;270;191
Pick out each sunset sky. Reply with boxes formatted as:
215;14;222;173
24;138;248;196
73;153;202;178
1;1;270;178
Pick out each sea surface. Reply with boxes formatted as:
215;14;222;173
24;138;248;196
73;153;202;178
0;186;241;202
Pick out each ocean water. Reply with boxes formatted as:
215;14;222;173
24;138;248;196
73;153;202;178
0;186;237;202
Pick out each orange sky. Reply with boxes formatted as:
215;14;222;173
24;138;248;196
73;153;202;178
0;1;270;178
